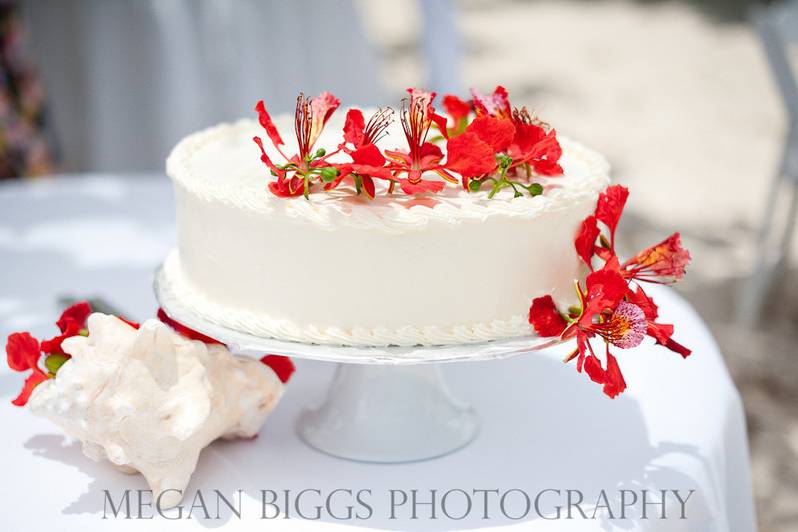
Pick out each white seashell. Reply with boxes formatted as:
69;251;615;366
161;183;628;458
27;313;284;509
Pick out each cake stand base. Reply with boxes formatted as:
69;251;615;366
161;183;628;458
297;363;477;463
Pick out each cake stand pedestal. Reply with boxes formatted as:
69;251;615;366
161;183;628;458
154;267;560;463
297;364;477;462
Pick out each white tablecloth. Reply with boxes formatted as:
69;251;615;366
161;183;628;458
0;175;756;531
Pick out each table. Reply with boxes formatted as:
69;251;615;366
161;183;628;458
0;174;757;531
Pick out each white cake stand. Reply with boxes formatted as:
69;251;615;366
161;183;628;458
154;267;561;463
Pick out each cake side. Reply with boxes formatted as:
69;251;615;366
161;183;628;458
164;118;610;347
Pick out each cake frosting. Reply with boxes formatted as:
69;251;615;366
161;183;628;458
163;111;610;347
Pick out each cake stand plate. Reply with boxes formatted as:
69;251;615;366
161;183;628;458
154;266;561;462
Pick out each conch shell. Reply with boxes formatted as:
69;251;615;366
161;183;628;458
27;313;284;508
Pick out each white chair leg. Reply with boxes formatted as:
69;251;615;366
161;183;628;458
737;140;797;324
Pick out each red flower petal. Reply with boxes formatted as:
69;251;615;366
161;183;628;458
471;85;511;118
254;100;284;147
595;185;629;241
343;109;366;147
465;115;515;152
309;92;341;142
11;370;49;407
431;113;450;139
42;302;91;355
442;94;471;121
602;351;627;398
662;337;692;358
253;136;282;174
349;164;393;181
268;176;305;198
528;295;568;337
117;316;140;329
627;288;691;358
398;179;445;195
6;332;40;372
445;132;497;177
259;355;295;384
584;266;629;317
419;142;443;161
510;121;546;154
157;308;222;345
583;350;627;398
528;131;563;176
56;301;91;334
575;215;600;269
351;144;386;167
360;175;376;199
627;287;658;321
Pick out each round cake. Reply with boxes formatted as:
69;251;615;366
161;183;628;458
163;108;610;347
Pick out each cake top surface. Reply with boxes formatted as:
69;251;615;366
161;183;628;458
167;114;610;232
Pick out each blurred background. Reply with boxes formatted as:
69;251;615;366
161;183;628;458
0;0;795;529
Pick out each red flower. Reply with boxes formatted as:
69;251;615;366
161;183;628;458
254;92;342;198
385;88;500;195
6;305;138;407
529;263;642;398
471;86;511;118
384;89;455;194
330;108;394;199
259;355;295;384
528;295;568;337
468;87;563;178
6;332;48;406
40;301;92;355
622;233;691;284
530;184;692;397
578;186;691;285
506;109;563;177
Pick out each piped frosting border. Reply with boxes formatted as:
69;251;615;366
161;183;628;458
160;250;535;347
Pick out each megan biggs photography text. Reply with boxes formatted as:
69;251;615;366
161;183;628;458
103;488;696;521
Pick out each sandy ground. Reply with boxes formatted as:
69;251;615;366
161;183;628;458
357;1;797;530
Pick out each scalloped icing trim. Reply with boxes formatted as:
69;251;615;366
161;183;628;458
161;250;537;347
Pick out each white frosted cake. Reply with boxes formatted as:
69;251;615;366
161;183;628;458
163;92;610;347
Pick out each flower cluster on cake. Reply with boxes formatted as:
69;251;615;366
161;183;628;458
252;86;561;199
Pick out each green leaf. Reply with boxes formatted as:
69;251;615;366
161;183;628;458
353;174;363;194
44;353;69;375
